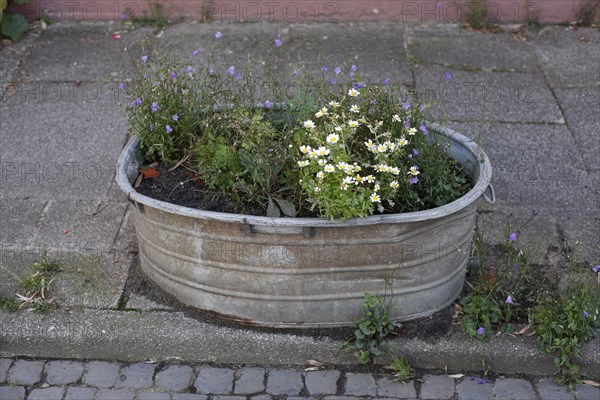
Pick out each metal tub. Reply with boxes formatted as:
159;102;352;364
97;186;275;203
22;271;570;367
117;124;493;328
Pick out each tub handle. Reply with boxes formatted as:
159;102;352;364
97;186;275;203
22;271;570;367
482;183;496;205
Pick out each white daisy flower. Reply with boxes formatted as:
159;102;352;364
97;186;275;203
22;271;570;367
370;193;381;203
348;120;359;128
348;88;360;97
408;166;420;176
317;146;330;156
390;181;399;189
297;160;309;167
408;127;417;135
392;114;402;123
299;145;311;154
303;120;316;129
324;164;335;173
350;104;360;113
326;133;340;144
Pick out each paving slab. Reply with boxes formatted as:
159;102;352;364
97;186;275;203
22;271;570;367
554;87;600;171
344;373;377;396
0;27;40;99
28;387;65;400
0;386;25;400
18;21;153;82
83;360;121;388
531;26;600;88
575;383;600;400
0;82;128;201
194;366;235;394
415;66;563;123
445;122;597;213
558;215;600;265
475;209;559;265
266;369;304;395
114;362;156;389
456;379;493;400
65;387;97;400
305;370;340;395
407;25;538;72
0;199;48;246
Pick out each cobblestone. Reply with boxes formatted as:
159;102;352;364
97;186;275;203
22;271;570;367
115;362;156;389
194;366;235;394
419;375;455;399
95;388;136;400
305;370;340;395
155;365;194;391
1;357;599;399
266;369;304;396
0;385;26;400
7;360;44;386
345;373;377;396
65;386;97;400
0;359;12;384
494;378;536;400
234;367;266;394
83;361;121;388
456;379;494;400
376;377;417;399
575;384;600;400
537;378;576;400
44;360;84;385
28;387;65;400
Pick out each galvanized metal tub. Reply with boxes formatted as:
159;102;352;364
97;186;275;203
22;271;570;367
117;124;493;328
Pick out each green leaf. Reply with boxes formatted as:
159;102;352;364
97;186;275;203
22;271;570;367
14;0;30;5
238;148;254;170
266;198;280;218
1;13;28;41
274;198;297;217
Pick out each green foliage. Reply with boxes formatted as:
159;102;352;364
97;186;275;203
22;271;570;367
385;355;414;382
16;247;61;312
124;37;472;219
460;292;502;341
464;0;488;30
342;288;397;363
1;0;30;41
0;294;19;312
534;283;600;387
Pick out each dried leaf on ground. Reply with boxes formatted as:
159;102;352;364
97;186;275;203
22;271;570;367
139;168;160;179
582;380;600;387
448;374;465;378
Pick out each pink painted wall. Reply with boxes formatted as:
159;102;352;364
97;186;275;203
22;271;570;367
10;0;598;24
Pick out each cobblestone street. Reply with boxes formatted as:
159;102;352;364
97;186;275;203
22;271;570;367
1;358;599;400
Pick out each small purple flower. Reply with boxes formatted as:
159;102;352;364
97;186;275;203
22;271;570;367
583;311;590;318
419;125;428;134
209;68;215;76
506;295;513;304
187;66;193;76
227;66;236;76
351;64;358;72
352;81;365;89
192;49;199;56
215;31;223;39
478;380;484;385
476;327;485;335
445;71;452;81
151;102;159;113
166;125;173;133
404;119;411;128
383;78;390;86
509;232;518;242
322;66;329;73
420;103;426;111
330;77;337;85
121;13;128;20
592;265;600;273
334;67;342;75
349;71;355;79
292;70;298;77
171;71;177;80
143;73;148;79
409;177;419;185
119;82;126;90
234;72;242;81
264;100;272;109
470;376;475;381
413;149;420;156
274;38;283;47
402;102;410;110
172;114;179;121
514;263;520;270
141;55;148;63
150;124;154;131
131;97;142;106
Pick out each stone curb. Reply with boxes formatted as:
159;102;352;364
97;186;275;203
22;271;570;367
1;310;598;380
